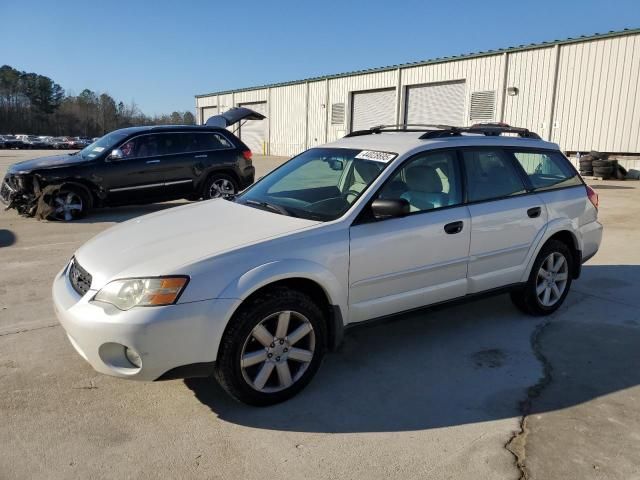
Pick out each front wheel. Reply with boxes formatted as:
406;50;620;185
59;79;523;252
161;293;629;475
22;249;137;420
202;173;238;200
48;185;91;221
214;287;326;406
510;239;573;316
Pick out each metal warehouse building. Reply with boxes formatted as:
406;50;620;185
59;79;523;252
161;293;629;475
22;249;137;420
195;28;640;165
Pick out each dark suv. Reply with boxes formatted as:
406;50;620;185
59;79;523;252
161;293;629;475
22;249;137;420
1;108;263;220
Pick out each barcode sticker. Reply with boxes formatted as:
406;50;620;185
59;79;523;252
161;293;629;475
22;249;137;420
355;150;396;163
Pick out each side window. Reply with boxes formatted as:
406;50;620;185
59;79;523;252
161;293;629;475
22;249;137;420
463;149;526;202
378;151;462;212
511;150;582;191
187;132;233;152
120;135;167;159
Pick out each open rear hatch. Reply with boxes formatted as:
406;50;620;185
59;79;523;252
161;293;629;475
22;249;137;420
205;107;266;128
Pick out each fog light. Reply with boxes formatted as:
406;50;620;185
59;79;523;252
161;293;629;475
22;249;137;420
124;347;142;368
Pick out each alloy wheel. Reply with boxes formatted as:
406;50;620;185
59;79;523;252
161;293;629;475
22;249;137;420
53;191;83;221
536;252;569;307
209;178;235;198
240;310;316;393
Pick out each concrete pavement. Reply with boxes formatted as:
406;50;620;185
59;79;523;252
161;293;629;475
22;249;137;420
1;149;639;479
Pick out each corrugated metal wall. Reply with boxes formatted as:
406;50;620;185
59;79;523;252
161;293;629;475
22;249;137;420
196;31;640;156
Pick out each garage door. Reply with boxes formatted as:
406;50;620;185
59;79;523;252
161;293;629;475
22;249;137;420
201;107;218;125
351;89;396;131
238;102;268;154
405;81;466;126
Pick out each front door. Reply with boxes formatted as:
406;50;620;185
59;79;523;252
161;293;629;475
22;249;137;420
348;150;471;323
98;134;168;204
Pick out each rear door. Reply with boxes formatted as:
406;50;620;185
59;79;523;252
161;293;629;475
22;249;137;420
348;150;470;323
463;147;548;293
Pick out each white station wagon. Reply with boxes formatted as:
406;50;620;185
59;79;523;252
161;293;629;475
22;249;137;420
53;124;603;405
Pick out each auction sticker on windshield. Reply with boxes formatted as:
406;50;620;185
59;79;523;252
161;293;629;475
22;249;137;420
355;150;396;163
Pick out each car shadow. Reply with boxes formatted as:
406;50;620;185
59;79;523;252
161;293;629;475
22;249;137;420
184;264;640;433
0;229;17;247
75;201;191;224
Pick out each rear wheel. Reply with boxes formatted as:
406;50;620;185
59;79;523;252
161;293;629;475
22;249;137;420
202;173;238;200
510;239;573;316
214;287;326;406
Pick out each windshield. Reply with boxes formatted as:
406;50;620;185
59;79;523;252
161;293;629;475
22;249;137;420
238;147;396;221
78;130;130;159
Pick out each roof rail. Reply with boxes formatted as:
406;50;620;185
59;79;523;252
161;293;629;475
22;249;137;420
343;123;541;139
344;124;457;137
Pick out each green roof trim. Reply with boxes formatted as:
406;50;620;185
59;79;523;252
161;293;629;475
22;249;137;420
195;28;640;99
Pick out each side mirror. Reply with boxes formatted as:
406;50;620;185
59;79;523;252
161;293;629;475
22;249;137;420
370;198;410;220
108;148;124;160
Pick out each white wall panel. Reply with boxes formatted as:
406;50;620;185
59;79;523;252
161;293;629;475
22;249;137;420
195;31;640;155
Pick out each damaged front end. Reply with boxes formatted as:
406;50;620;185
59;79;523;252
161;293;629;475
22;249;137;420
1;173;39;216
1;173;59;219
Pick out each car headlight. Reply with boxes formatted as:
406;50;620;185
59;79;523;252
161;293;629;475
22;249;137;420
93;277;189;310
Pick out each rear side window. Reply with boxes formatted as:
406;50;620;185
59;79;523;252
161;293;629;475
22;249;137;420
511;150;582;191
185;132;233;152
463;149;526;202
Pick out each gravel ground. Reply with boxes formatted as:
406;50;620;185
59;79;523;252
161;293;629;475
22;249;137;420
1;149;639;479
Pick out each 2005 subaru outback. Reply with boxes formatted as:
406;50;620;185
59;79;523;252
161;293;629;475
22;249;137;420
53;124;602;405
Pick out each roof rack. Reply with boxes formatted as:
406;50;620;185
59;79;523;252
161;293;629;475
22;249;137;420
344;123;541;140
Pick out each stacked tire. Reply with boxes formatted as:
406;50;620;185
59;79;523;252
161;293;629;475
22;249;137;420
581;152;628;180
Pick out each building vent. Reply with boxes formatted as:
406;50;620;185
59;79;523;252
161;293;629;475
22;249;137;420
331;103;345;125
469;91;496;122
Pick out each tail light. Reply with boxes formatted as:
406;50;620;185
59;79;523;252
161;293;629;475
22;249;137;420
586;185;599;209
242;150;252;161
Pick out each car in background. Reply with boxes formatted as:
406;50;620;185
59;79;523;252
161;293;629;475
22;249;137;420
50;123;603;405
1;135;27;149
24;136;51;149
50;137;71;149
1;107;263;220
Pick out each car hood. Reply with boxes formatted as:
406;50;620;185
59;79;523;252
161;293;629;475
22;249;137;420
74;199;321;290
8;153;87;174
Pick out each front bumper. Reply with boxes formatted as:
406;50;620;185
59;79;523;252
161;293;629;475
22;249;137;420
52;263;239;381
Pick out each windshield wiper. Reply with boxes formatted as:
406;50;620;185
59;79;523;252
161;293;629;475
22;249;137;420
243;199;296;217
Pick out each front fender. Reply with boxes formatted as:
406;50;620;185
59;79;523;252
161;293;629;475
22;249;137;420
218;259;348;314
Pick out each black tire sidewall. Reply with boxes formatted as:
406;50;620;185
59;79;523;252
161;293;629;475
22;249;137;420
215;288;327;406
202;173;238;200
524;240;573;315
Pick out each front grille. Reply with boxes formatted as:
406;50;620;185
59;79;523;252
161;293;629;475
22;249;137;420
68;258;92;296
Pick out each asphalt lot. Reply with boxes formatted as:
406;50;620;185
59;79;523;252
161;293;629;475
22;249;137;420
1;149;639;479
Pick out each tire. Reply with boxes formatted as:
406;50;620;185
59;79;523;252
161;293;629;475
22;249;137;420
202;173;238;200
510;239;573;316
580;170;593;176
591;159;611;168
616;165;628;180
593;166;614;178
48;185;91;221
214;287;327;406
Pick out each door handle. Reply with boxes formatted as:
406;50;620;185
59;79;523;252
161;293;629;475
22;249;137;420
527;207;542;218
194;154;208;159
146;159;160;164
444;221;464;234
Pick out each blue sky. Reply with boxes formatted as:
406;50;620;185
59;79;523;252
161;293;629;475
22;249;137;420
1;0;638;115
